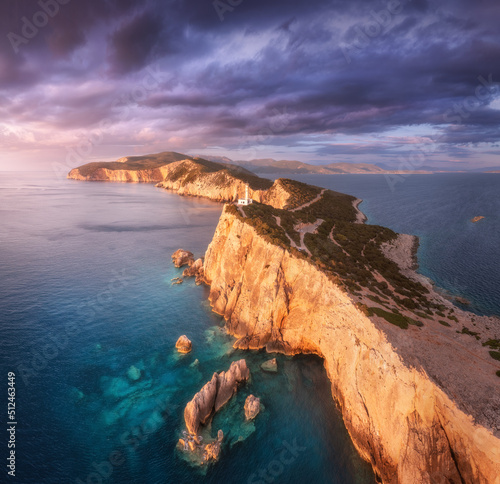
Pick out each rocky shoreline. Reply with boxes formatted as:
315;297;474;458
69;156;500;483
201;206;500;483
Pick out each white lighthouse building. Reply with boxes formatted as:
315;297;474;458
238;184;253;205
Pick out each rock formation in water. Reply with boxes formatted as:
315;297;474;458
171;249;194;268
175;335;192;354
126;365;141;381
68;151;500;482
203;430;224;463
261;358;278;373
203;206;500;484
184;359;250;436
244;395;261;420
182;258;205;285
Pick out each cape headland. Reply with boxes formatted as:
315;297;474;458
69;152;500;483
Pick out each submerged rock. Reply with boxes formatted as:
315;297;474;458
127;365;142;381
244;395;260;420
176;335;193;354
171;249;195;268
184;359;250;436
261;358;278;373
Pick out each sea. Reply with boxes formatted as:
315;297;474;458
1;171;499;484
0;172;375;484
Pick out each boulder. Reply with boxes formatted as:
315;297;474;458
183;258;203;277
176;335;193;354
184;359;250;436
261;358;278;373
171;249;194;268
203;439;222;463
244;395;261;420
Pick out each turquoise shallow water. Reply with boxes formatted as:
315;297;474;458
0;172;375;484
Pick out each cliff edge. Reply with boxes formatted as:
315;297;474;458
203;205;500;484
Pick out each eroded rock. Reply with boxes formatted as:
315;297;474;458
261;358;278;373
203;430;224;463
244;395;260;420
184;359;250;436
176;335;193;354
172;249;194;268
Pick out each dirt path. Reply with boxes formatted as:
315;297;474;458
236;205;246;217
294;219;324;256
274;216;299;249
290;189;326;212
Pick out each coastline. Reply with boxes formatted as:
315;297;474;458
203;204;500;483
67;160;500;483
353;198;368;224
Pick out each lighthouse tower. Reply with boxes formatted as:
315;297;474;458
238;183;253;205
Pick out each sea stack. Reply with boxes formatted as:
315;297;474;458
244;395;261;420
175;335;193;354
171;249;195;268
184;359;250;436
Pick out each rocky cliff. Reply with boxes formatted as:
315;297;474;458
68;154;274;203
155;159;271;203
203;206;500;484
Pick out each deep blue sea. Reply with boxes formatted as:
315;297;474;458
0;172;375;484
273;173;500;317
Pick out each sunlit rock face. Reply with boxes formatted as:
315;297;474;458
244;395;260;420
175;335;192;354
203;207;500;484
184;359;250;436
171;249;194;268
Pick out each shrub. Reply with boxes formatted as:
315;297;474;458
367;307;409;329
489;351;500;361
483;339;500;350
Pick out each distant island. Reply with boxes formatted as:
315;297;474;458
68;152;500;483
195;155;434;175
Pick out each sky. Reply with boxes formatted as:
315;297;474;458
0;0;499;172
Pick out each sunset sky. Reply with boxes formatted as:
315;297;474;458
1;0;499;172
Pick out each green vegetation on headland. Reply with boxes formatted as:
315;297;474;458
70;151;273;190
229;182;432;319
70;151;491;338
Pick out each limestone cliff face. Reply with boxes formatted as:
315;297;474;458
68;158;298;206
203;206;500;484
155;160;269;202
67;166;171;183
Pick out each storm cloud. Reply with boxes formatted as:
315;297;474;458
0;0;499;170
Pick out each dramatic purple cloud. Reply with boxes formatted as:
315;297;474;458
0;0;499;171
